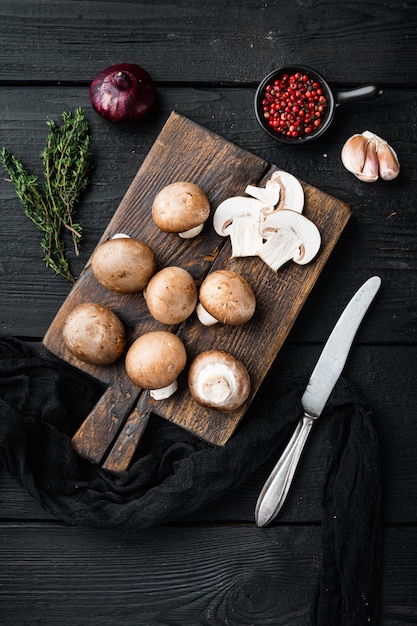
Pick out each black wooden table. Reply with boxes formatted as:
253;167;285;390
0;1;416;624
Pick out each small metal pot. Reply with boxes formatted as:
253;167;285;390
254;65;383;145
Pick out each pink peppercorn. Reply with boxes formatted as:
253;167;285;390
261;71;328;139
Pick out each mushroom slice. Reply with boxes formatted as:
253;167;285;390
258;209;321;272
212;196;265;257
125;331;187;400
152;181;210;238
144;266;198;325
244;179;280;207
196;269;256;326
267;170;305;214
188;349;251;411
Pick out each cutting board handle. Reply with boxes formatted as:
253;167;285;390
72;383;141;465
101;392;154;472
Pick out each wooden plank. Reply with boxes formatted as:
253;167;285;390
0;87;415;344
41;112;269;461
0;521;414;625
41;112;350;467
0;1;416;84
153;177;350;444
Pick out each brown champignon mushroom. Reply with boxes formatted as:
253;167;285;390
188;349;251;411
144;266;198;324
91;234;156;293
196;269;256;326
125;330;187;400
152;181;210;238
62;302;126;365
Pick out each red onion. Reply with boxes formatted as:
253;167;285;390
89;63;156;122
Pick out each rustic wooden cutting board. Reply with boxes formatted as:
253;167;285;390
43;111;351;472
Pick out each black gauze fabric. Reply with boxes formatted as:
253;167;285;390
0;337;382;625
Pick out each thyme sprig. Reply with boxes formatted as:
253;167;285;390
1;107;92;282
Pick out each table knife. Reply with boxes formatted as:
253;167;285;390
255;275;381;527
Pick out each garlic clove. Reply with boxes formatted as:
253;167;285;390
376;142;400;181
341;130;400;183
357;138;379;183
341;134;368;176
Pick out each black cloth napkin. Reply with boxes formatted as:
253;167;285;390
0;336;381;625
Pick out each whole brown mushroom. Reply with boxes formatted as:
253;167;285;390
144;266;198;324
152;181;210;238
196;269;256;326
62;302;126;365
125;330;187;400
91;234;156;293
188;349;251;411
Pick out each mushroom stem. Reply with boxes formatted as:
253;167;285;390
188;349;251;411
195;362;236;406
245;182;280;207
196;302;219;326
179;223;204;239
257;227;303;271
150;380;178;400
228;214;263;257
112;233;130;239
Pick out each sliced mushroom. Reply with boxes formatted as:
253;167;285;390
245;170;304;217
125;331;187;400
196;269;256;326
188;349;251;411
244;178;280;207
267;170;304;213
91;234;156;293
213;170;304;258
212;196;265;257
144;266;198;324
257;209;321;272
152;181;210;238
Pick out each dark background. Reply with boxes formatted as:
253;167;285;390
0;1;416;624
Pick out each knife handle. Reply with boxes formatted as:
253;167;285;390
255;414;314;527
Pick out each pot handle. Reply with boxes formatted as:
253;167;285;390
334;84;383;107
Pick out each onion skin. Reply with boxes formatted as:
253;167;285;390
89;63;156;122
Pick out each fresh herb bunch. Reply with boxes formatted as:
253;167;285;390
1;107;92;282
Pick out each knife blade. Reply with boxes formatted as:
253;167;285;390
255;275;381;527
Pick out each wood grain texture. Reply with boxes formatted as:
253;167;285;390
0;1;416;84
0;87;415;343
0;2;416;624
42;112;350;465
0;521;414;626
0;523;321;625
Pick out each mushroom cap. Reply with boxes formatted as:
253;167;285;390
152;181;210;233
91;236;156;293
125;331;187;390
145;266;198;324
62;302;126;365
188;349;251;411
198;269;256;325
